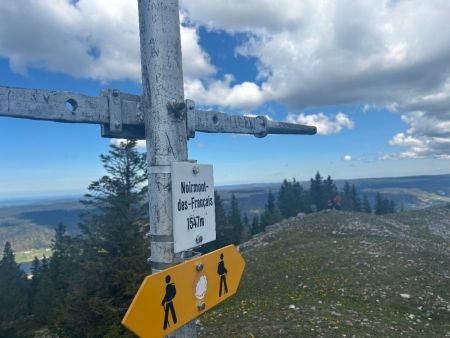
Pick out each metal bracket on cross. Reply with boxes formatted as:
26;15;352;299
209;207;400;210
0;86;317;139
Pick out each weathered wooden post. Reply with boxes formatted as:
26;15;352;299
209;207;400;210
137;0;196;336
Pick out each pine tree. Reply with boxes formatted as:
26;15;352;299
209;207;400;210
342;182;354;211
53;140;150;337
374;193;396;215
32;256;53;325
375;192;383;215
241;213;251;242
292;178;308;213
261;191;283;229
310;172;325;211
213;191;230;248
251;215;260;236
323;175;337;207
351;185;362;212
388;200;396;213
362;193;372;213
0;242;29;337
278;179;294;218
30;256;41;294
228;194;243;244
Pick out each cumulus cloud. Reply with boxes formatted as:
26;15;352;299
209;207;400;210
343;154;352;161
387;130;450;160
110;138;146;149
0;0;214;82
184;74;267;109
2;0;450;152
286;112;354;135
182;0;450;156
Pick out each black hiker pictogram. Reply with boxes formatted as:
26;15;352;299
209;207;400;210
217;253;228;297
161;275;177;330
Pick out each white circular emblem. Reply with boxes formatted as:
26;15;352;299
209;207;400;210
195;275;208;300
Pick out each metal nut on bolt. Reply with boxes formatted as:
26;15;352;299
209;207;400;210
198;302;206;311
192;165;200;175
196;263;204;272
195;235;203;244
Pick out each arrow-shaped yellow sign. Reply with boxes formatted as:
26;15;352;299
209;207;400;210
122;245;245;337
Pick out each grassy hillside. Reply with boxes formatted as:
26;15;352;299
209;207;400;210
198;206;450;337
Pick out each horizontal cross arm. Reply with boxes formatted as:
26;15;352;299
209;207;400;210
0;86;142;126
0;86;108;124
0;86;316;140
188;106;316;138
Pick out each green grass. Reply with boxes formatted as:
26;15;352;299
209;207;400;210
198;209;450;337
14;248;52;263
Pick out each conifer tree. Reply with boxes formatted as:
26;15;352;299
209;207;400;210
323;175;338;205
388;200;396;213
351;185;362;212
228;194;243;244
241;213;251;242
278;179;295;218
342;182;354;211
213;191;230;247
375;192;384;215
261;190;283;229
30;256;41;294
310;172;325;211
374;193;396;215
32;256;53;325
251;215;260;236
0;242;29;337
292;178;308;213
363;193;372;213
53;140;150;337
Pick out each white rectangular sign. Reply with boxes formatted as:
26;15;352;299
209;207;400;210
171;162;216;253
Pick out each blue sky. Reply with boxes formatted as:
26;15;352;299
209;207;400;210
1;0;450;198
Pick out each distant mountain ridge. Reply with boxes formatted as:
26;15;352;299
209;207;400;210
0;173;449;253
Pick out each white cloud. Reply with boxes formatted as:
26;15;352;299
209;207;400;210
184;74;267;109
110;139;146;149
343;154;352;161
2;0;450;156
387;130;450;160
286;112;354;135
181;0;450;157
0;0;214;82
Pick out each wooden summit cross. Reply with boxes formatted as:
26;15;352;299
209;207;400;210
0;1;316;337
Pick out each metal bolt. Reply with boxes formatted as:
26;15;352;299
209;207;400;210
195;235;203;244
196;263;204;272
192;166;200;175
198;302;206;311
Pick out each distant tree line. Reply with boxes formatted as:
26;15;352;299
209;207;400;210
207;171;397;251
0;141;397;336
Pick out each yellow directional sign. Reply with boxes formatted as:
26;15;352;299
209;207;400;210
122;245;245;338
